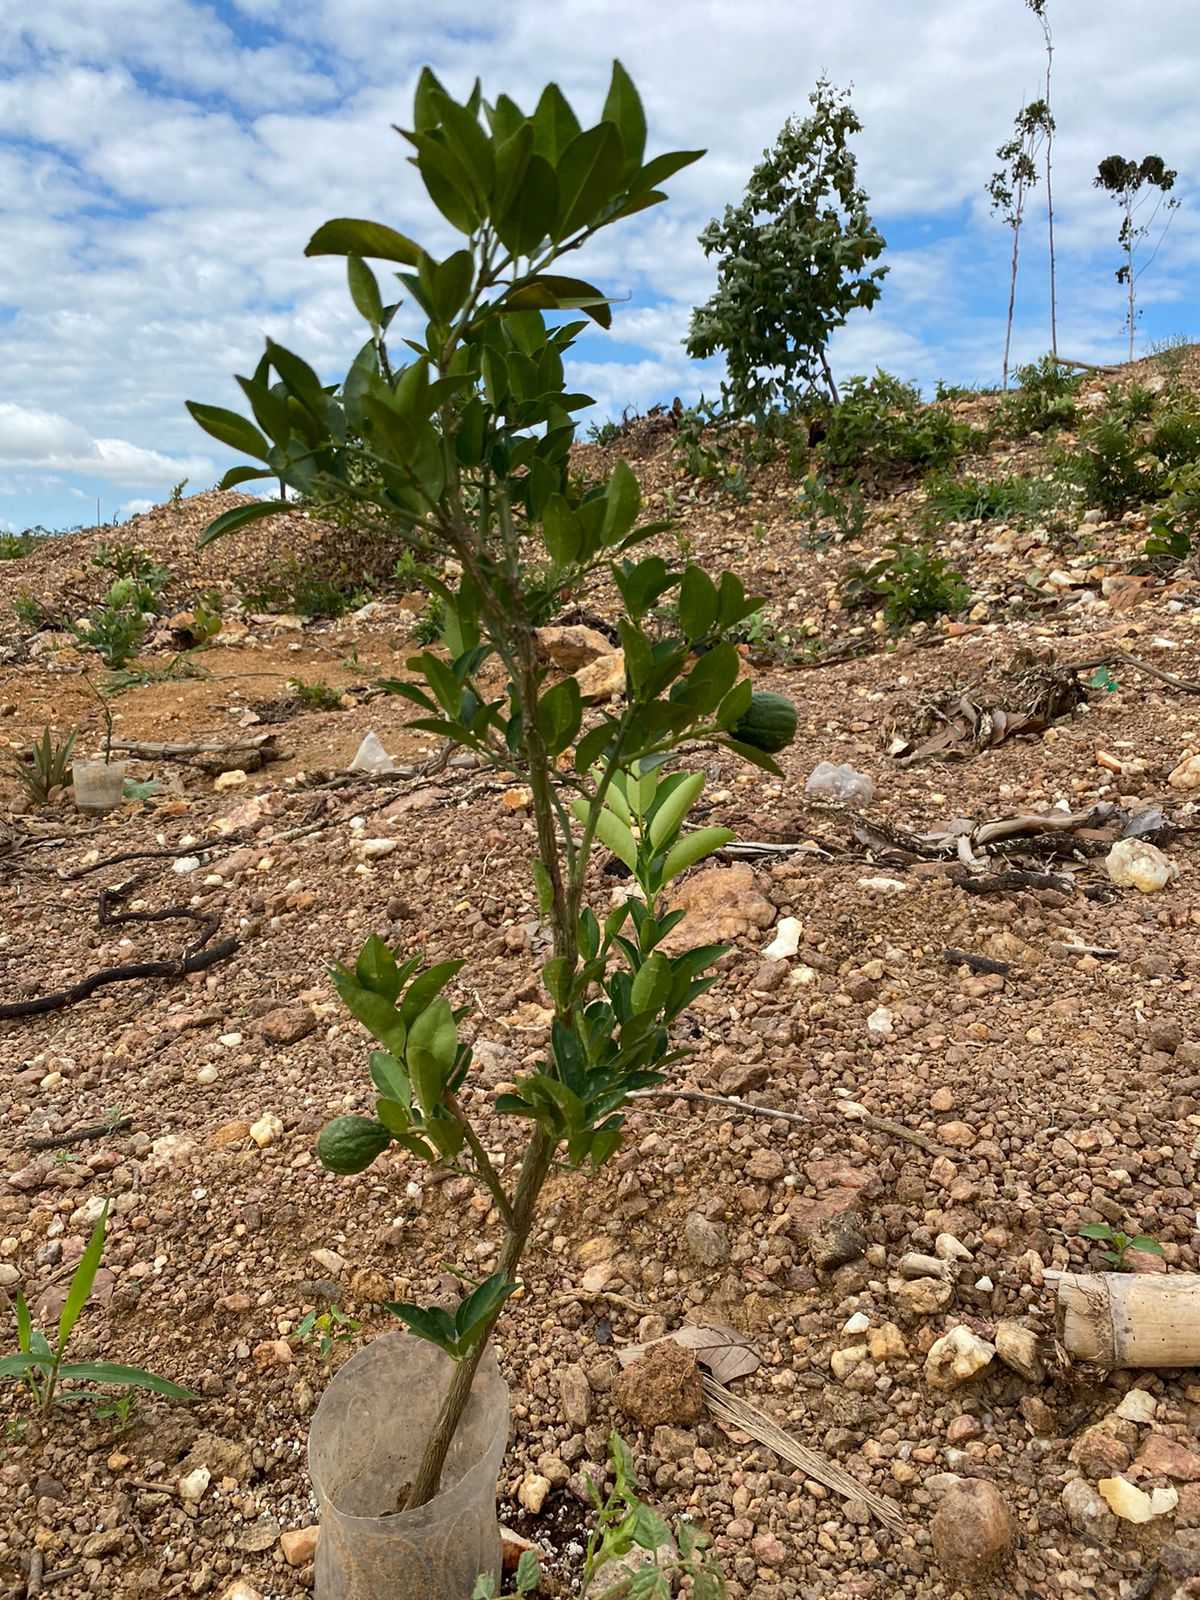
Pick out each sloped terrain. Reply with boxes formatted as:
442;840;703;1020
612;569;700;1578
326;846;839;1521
2;356;1200;1600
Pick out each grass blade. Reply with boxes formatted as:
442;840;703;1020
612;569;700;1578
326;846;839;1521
58;1200;110;1349
56;1362;197;1399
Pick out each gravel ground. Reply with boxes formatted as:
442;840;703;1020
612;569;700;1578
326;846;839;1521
2;363;1200;1600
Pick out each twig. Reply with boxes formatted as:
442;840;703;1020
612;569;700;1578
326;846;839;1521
630;1088;809;1127
62;830;250;879
551;1289;656;1316
28;1116;133;1151
1071;650;1200;695
25;1552;43;1598
838;1103;958;1160
120;1478;180;1496
40;1566;80;1588
949;867;1073;896
702;1377;905;1533
1057;942;1119;959
943;948;1011;976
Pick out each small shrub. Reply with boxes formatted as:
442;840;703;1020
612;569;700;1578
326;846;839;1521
12;593;49;631
1116;383;1159;423
72;598;147;668
1145;460;1200;564
169;477;188;505
92;544;169;593
821;371;966;477
292;1306;360;1361
1000;355;1079;435
1149;408;1200;471
240;561;367;619
585;419;621;446
843;540;970;628
1149;333;1190;377
0;532;43;561
1;1201;195;1414
4;726;77;805
795;472;866;544
1078;1220;1163;1271
392;550;429;591
410;593;446;646
288;677;344;711
923;470;1063;525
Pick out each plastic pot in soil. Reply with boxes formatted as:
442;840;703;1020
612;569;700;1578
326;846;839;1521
308;1332;509;1599
72;759;128;813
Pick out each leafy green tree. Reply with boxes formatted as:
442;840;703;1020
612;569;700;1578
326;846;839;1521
987;99;1053;389
189;62;795;1510
685;78;887;414
1093;154;1180;360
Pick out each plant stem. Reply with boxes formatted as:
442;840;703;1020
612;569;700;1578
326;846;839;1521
407;1128;555;1508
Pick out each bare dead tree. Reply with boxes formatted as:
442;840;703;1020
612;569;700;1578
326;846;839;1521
1027;1;1058;358
988;100;1053;388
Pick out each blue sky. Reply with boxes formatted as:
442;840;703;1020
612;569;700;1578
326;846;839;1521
2;0;1198;533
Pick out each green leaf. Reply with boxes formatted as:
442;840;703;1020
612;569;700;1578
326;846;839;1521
185;402;270;460
217;465;273;491
648;772;704;848
537;677;583;756
431;92;495;199
59;1200;109;1349
630;951;672;1017
1078;1223;1113;1240
408;996;458;1113
1129;1235;1164;1255
369;1050;411;1103
347;255;384;330
661;826;734;885
355;934;402;1000
384;1301;460;1356
631;149;705;192
333;974;407;1055
305;217;423;264
502;154;558;256
603;460;641;544
555;122;625;239
541;956;574;1008
602;60;647;170
55;1362;196;1400
531;82;581;164
197;500;289;549
503;275;613;331
0;1352;50;1378
630;1501;672;1551
677;565;718;640
515;1548;541;1595
719;737;784;777
15;1292;32;1356
453;1271;517;1351
399;959;466;1029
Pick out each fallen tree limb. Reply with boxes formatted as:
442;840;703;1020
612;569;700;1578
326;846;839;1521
108;734;279;761
838;1102;959;1160
0;880;238;1019
1049;354;1119;375
1048;1270;1200;1367
28;1116;133;1150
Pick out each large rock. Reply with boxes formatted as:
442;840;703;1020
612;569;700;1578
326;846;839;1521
575;650;626;702
684;1212;729;1267
259;1006;317;1046
924;1326;995;1389
535;625;615;671
930;1479;1013;1577
1135;1434;1200;1481
1070;1418;1136;1477
1062;1478;1117;1542
614;1340;704;1429
661;865;775;953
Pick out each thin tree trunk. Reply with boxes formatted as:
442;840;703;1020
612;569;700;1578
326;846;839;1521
819;349;840;406
1003;188;1025;390
1043;27;1058;358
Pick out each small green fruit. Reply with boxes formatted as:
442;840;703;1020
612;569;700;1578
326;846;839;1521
731;690;797;754
317;1115;391;1174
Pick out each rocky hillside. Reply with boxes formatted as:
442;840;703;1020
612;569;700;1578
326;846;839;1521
2;351;1200;1600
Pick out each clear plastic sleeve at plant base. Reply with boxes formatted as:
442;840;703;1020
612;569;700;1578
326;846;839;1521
804;761;874;807
308;1333;509;1600
72;760;128;813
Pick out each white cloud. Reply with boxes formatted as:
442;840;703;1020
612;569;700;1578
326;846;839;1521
0;403;211;484
2;0;1198;527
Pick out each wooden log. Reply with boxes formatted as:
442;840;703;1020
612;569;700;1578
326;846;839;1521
1052;1271;1200;1367
1047;354;1118;375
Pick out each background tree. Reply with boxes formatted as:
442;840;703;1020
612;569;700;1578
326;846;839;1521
1093;154;1180;360
685;78;887;414
988;99;1053;389
1026;0;1059;358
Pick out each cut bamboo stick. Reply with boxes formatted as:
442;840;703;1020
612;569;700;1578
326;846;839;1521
1051;1272;1200;1367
